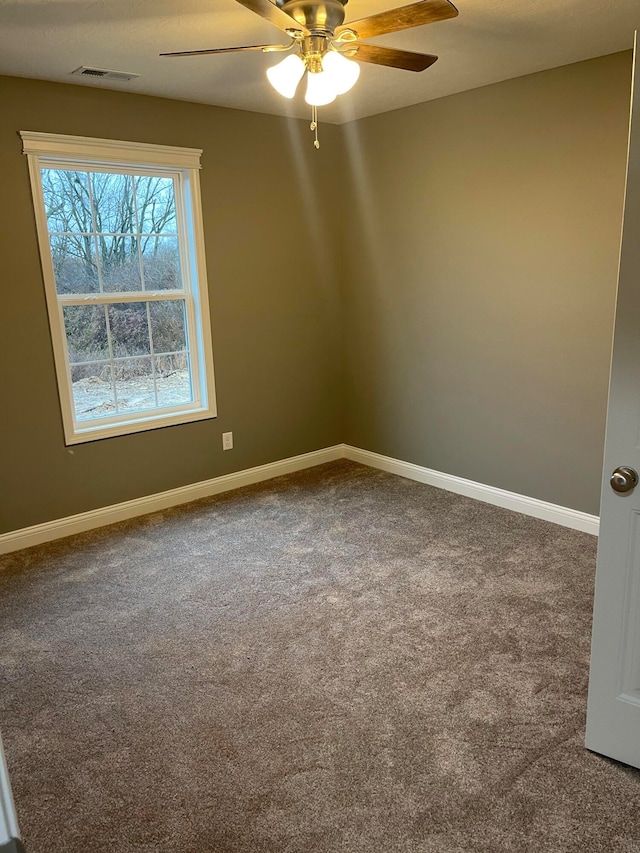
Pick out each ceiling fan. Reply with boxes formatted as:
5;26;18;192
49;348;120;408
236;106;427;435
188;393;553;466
161;0;458;146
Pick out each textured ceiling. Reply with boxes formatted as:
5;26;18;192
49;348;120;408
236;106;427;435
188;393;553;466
0;0;637;124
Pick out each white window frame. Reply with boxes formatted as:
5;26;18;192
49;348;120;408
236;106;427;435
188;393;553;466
21;131;217;445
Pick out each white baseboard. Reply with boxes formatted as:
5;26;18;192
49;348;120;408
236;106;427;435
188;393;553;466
343;445;600;536
0;442;599;555
0;445;344;555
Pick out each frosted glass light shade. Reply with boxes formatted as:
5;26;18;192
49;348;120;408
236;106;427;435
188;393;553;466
322;51;360;95
305;70;337;106
266;54;305;99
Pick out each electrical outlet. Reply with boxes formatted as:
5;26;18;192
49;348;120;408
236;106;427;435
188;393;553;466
222;431;233;451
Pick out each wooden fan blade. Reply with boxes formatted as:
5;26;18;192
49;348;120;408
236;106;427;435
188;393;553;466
338;0;457;41
161;44;285;57
353;43;437;71
235;0;309;35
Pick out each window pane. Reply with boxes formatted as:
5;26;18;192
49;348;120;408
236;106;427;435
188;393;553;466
107;302;151;358
155;353;193;407
41;169;93;234
49;234;100;294
99;236;142;292
141;236;181;290
63;305;109;363
135;176;177;234
90;172;135;234
149;300;187;353
70;362;116;421
113;357;156;412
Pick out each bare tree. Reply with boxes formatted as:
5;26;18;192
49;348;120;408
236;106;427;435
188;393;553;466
42;169;178;293
44;168;186;373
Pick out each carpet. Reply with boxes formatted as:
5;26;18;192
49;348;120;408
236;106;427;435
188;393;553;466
1;460;639;852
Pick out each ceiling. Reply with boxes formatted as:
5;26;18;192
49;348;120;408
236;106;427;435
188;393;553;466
0;0;637;124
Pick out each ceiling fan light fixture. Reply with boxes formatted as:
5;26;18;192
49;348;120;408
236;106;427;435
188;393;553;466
322;50;360;95
266;53;305;98
304;69;337;106
161;0;459;146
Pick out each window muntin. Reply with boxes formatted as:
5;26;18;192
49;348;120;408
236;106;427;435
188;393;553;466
21;133;216;444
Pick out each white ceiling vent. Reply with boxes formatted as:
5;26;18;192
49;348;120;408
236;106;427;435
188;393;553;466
71;66;140;82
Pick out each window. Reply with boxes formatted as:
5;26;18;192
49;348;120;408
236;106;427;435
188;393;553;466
21;131;216;445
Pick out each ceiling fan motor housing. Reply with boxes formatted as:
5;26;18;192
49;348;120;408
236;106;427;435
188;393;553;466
280;0;347;34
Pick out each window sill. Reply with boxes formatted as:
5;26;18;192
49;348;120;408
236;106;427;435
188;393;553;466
64;405;217;445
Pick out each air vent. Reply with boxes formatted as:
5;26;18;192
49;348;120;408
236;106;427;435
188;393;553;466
71;66;140;82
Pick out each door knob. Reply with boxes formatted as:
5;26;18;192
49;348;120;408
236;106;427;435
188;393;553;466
610;466;639;493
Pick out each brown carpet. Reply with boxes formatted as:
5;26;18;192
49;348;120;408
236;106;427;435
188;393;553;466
1;460;639;852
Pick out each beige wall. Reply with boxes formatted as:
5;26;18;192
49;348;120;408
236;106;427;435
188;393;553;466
0;76;344;533
341;52;632;515
0;52;632;532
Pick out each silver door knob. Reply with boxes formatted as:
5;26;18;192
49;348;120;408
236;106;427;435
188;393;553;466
610;466;639;493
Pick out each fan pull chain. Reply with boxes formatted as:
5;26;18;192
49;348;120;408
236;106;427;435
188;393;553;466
310;106;320;149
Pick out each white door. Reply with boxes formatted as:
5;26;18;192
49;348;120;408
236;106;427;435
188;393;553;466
0;732;22;851
585;36;640;769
